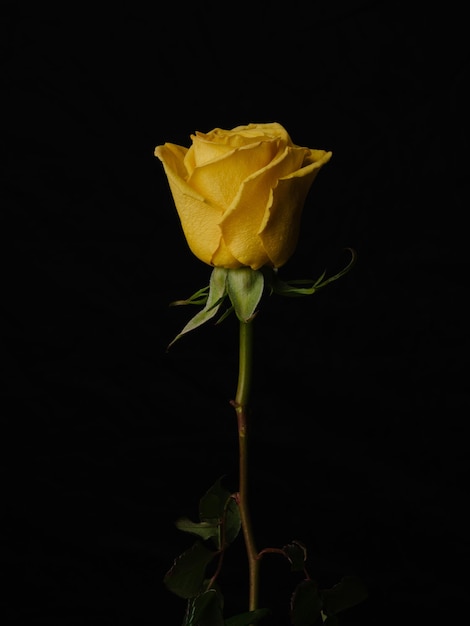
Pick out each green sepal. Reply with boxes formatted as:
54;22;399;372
265;248;357;298
167;249;355;347
170;285;210;307
226;267;264;322
215;305;234;325
167;266;265;347
167;267;228;349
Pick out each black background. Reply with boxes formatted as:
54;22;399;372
2;2;469;625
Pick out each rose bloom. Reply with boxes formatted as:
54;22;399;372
155;123;332;270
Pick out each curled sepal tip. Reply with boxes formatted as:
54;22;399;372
265;247;357;297
169;285;210;307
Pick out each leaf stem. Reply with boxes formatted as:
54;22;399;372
233;319;259;612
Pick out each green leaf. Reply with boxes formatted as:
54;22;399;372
321;576;368;615
283;540;308;572
222;496;242;545
167;268;229;349
183;589;224;626
225;608;271;626
199;477;241;548
175;517;220;541
164;541;217;599
199;477;233;520
226;267;264;322
291;579;323;626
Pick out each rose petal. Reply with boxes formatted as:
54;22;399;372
188;140;279;211
210;237;242;268
219;146;307;269
155;144;223;265
155;143;189;179
259;150;333;267
229;122;292;145
189;133;237;168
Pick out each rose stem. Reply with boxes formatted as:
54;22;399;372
233;318;259;613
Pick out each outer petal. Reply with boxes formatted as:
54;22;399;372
259;150;333;268
218;146;307;269
155;144;223;265
210;237;243;268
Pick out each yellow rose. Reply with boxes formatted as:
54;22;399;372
155;122;332;270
